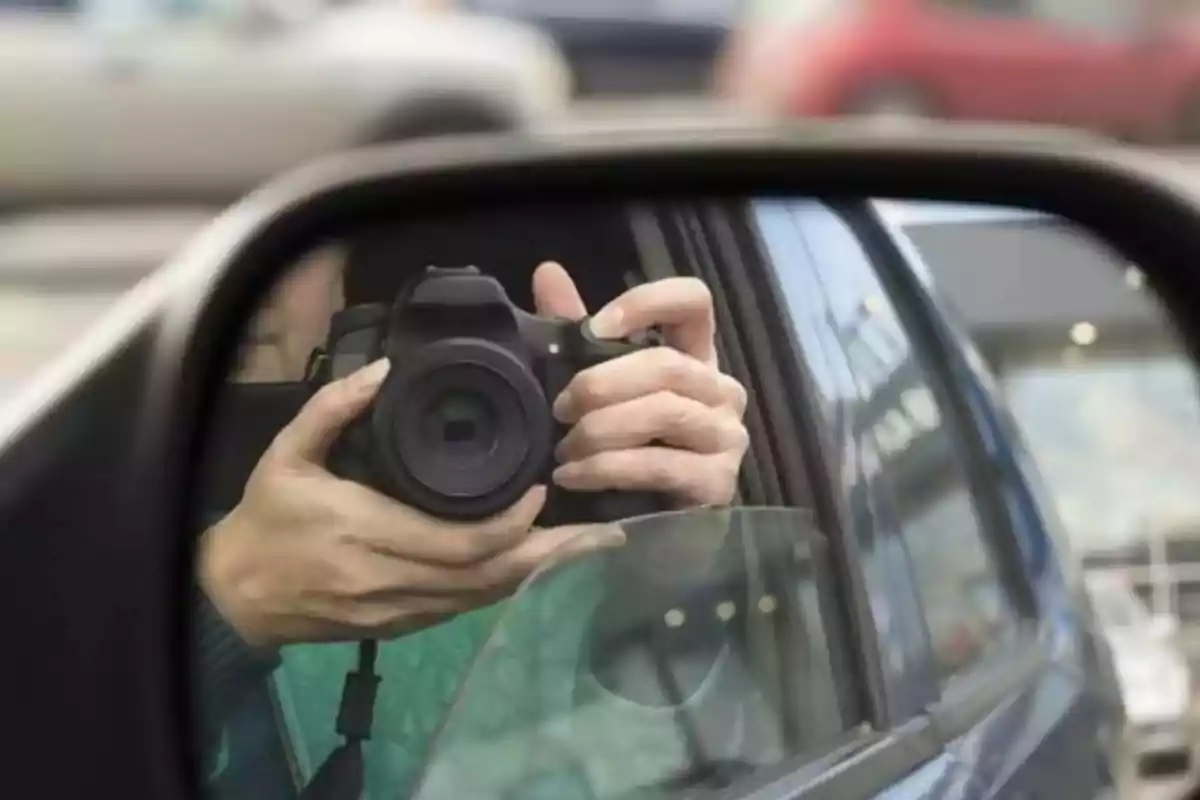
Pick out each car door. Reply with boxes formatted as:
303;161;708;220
1023;0;1149;133
899;0;1073;124
0;0;118;197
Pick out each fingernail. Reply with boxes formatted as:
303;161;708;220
553;439;567;462
353;357;391;390
587;305;625;339
552;390;573;423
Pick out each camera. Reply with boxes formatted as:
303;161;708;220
306;266;667;526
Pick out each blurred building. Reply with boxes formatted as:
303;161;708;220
893;206;1200;653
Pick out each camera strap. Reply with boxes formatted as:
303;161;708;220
298;640;380;800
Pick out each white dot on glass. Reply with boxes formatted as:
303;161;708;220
664;608;686;628
716;601;737;621
548;343;561;355
758;596;778;615
1069;321;1097;347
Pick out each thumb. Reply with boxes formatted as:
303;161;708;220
532;261;588;321
270;357;391;464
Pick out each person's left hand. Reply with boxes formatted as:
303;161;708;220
532;262;749;509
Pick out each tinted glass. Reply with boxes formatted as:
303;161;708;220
413;508;858;800
752;199;1024;685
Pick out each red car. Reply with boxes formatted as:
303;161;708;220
717;0;1200;142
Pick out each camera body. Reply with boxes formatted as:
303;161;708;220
308;266;665;526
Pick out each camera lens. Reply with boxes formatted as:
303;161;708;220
422;389;498;458
376;339;553;519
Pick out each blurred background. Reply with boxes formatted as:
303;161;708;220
9;0;1200;796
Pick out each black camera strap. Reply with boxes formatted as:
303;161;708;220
298;640;380;800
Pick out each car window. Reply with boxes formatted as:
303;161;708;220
1029;0;1138;36
890;205;1200;625
927;0;1029;17
0;0;76;10
413;508;865;800
751;199;1026;687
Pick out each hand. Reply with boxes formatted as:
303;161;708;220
198;357;620;649
532;262;749;509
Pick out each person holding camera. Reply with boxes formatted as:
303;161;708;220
196;260;751;799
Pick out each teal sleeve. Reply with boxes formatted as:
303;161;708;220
193;586;282;765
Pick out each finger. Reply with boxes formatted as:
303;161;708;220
353;519;621;637
555;392;748;463
270;357;391;464
532;261;588;321
553;347;727;423
553;447;740;507
587;277;716;366
336;483;549;566
352;521;626;599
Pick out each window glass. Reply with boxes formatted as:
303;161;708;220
894;205;1200;628
0;0;76;9
928;0;1028;16
1030;0;1137;36
747;0;853;24
414;509;862;800
752;199;1024;685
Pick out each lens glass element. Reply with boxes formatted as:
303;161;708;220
421;389;498;459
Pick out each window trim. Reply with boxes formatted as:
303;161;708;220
837;200;1040;619
706;717;942;800
721;200;892;733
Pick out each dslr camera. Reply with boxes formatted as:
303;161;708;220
306;266;666;526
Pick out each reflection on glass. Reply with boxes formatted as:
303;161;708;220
411;508;854;800
1001;353;1200;554
751;199;1023;685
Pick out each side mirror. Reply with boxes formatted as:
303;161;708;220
19;119;1200;800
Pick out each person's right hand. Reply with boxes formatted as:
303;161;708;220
198;357;621;650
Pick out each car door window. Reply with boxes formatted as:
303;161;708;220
928;0;1029;17
751;199;1028;687
0;0;76;9
1029;0;1137;37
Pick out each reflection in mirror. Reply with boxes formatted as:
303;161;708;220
411;508;846;800
192;196;1198;800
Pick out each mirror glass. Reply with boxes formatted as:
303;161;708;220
193;196;1200;800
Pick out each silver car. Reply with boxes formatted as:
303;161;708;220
0;0;572;201
1086;573;1198;785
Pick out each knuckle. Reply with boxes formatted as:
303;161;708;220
571;370;604;408
655;348;696;386
656;392;692;433
573;414;603;452
677;276;713;305
724;378;749;416
726;420;751;455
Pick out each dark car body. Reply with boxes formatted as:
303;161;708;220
454;0;736;96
